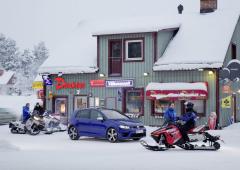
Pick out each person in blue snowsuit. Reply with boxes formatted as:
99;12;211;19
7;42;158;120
163;102;177;125
22;103;30;123
177;102;197;142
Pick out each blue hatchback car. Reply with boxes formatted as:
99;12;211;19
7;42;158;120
68;108;146;142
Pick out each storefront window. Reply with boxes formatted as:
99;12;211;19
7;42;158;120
74;96;88;110
89;97;100;107
153;100;171;115
125;89;144;115
54;97;68;124
182;100;206;116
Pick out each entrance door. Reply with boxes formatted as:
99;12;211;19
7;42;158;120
54;97;68;125
106;97;116;109
109;40;122;76
74;96;88;110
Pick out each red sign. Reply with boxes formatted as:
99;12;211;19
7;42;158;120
90;79;105;87
55;77;85;90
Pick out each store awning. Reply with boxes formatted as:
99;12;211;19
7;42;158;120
146;82;208;100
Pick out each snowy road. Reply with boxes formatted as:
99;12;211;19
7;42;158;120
0;124;239;170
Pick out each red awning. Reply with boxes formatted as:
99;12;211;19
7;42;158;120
146;82;208;100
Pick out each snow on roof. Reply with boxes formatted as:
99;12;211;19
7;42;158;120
39;20;99;74
154;11;240;71
39;0;240;73
0;70;15;85
92;16;180;36
146;82;208;91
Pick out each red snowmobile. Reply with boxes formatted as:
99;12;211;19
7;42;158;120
140;123;221;151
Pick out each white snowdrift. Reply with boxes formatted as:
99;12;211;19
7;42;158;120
0;123;240;170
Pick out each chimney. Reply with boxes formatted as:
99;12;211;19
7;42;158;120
178;4;184;14
200;0;217;14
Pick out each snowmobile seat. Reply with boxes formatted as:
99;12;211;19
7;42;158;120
187;125;206;134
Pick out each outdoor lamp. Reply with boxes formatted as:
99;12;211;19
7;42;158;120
99;73;105;77
208;71;214;75
143;72;149;77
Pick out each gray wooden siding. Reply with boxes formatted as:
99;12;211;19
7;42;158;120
220;17;240;127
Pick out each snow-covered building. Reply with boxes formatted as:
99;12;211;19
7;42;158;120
0;68;16;95
39;0;240;127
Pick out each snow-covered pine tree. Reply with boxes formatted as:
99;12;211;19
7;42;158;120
0;34;20;71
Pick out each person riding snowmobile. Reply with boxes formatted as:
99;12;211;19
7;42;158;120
177;102;197;143
33;102;44;115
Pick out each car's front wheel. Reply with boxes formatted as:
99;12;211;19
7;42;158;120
107;128;118;143
68;126;80;140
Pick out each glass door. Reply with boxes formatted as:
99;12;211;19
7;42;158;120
54;97;68;125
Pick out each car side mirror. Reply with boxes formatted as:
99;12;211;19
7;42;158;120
97;117;104;121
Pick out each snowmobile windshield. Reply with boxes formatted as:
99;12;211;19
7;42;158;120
101;110;129;120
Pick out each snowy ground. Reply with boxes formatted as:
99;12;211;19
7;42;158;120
0;124;240;170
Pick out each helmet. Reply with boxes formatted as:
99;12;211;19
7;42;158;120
185;101;194;109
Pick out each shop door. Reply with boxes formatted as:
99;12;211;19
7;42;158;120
106;97;116;109
109;40;122;76
54;97;68;125
74;96;88;110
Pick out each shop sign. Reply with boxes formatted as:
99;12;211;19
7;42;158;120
222;85;231;94
55;77;85;90
90;79;105;87
32;81;43;89
106;79;134;88
221;95;231;108
42;75;52;86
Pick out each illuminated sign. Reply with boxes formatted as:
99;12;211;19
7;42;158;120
106;79;134;88
55;77;85;90
90;80;105;87
32;81;43;89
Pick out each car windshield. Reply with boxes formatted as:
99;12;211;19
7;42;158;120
101;110;129;120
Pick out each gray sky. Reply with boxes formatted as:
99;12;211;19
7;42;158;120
0;0;237;52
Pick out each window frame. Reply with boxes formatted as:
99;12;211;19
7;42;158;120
124;38;144;62
108;39;123;76
123;88;144;116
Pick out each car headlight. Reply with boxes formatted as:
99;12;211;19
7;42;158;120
119;125;130;129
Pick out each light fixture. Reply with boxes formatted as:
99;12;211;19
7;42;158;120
99;73;105;77
238;89;240;94
208;71;214;75
198;68;204;71
143;72;149;77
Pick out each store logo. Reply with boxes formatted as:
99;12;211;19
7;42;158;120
55;77;85;90
106;79;134;88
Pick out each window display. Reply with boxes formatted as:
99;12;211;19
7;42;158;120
153;100;171;115
74;96;88;109
125;89;143;114
54;97;68;124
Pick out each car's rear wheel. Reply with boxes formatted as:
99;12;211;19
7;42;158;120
107;128;118;143
68;126;80;140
